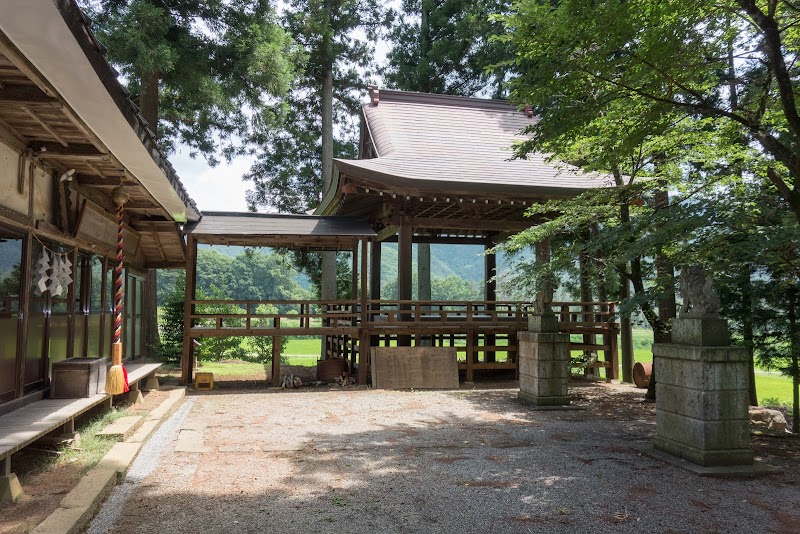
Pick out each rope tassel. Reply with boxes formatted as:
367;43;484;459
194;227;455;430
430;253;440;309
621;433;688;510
106;187;130;395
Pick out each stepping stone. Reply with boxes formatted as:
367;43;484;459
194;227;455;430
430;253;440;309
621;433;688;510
97;416;143;440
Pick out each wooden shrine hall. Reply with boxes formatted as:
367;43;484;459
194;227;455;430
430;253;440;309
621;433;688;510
180;89;627;387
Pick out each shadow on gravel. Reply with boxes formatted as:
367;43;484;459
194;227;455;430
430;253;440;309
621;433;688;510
107;384;800;534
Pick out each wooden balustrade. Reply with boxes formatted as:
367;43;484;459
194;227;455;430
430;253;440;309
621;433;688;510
185;299;621;382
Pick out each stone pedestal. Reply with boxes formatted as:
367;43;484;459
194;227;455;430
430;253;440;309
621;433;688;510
653;316;754;467
0;473;23;502
518;320;570;406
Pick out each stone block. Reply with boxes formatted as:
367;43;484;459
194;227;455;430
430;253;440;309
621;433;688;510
518;390;571;406
143;376;159;391
656;409;751;451
527;313;558;333
654;435;754;467
519;375;568;398
672;317;730;346
59;467;116;509
519;357;569;379
657;383;748;421
97;415;143;440
655;355;749;391
0;473;23;502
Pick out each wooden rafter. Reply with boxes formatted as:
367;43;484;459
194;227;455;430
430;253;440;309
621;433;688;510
33;142;107;158
0;85;58;105
21;106;68;147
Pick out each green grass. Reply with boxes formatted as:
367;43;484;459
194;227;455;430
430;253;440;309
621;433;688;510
624;328;796;407
23;407;131;479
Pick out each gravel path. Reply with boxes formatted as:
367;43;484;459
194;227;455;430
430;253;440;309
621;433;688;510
91;383;799;533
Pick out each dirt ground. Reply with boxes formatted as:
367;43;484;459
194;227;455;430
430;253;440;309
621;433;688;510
89;380;800;534
0;388;171;534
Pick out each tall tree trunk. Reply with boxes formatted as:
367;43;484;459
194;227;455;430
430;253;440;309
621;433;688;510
140;68;161;355
740;268;758;406
789;286;799;433
320;2;336;356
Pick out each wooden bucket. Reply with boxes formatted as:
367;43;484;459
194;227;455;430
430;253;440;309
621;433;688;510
632;362;652;389
317;358;347;381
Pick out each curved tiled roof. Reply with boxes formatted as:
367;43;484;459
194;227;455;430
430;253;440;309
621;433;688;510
331;90;611;200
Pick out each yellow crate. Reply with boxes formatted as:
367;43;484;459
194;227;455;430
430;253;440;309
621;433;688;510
194;372;214;391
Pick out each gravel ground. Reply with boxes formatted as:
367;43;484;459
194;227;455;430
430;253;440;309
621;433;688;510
90;382;800;534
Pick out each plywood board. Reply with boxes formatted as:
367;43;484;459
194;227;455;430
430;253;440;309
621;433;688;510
371;346;459;389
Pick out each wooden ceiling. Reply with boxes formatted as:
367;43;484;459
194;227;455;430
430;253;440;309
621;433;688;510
0;33;186;267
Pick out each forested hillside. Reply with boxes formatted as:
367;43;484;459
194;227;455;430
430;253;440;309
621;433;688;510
156;243;528;305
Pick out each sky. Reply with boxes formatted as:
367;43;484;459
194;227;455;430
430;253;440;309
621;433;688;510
171;146;253;212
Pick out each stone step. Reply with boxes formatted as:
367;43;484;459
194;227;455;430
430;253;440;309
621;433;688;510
96;415;143;440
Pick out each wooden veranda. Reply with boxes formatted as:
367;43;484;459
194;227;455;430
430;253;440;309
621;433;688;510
182;294;620;386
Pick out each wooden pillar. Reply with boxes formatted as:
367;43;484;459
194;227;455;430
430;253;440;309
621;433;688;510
15;231;32;398
485;237;497;362
370;240;381;301
359;239;369;384
619;272;634;383
66;247;79;359
418;241;431;346
271;335;281;386
181;235;198;385
369;240;381;350
397;218;412;346
351;243;358;300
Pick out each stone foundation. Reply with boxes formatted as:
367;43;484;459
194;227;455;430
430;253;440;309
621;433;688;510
653;317;754;467
517;330;570;406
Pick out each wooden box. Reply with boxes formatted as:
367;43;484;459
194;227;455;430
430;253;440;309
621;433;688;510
51;358;107;398
194;372;214;391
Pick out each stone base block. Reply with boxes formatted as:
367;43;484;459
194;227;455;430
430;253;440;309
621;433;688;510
143;376;159;391
527;313;558;333
672;317;730;346
0;473;23;502
519;374;568;398
654;435;754;467
656;409;750;451
128;388;144;404
518;390;570;407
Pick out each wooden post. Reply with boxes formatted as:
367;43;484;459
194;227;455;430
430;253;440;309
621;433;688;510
369;240;381;349
358;332;369;385
271;334;281;387
359;239;369;383
466;327;475;383
181;235;198;385
15;231;32;398
351;242;358;300
397;218;412;346
485;236;497;362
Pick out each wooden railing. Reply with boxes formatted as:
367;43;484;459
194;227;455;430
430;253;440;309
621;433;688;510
186;299;620;382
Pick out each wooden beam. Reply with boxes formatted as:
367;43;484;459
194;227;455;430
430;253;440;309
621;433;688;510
0;85;59;105
21;106;68;147
0;116;28;151
33;142;108;159
408;217;532;233
375;224;397;242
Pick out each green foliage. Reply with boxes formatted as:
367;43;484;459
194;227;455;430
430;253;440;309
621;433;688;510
81;0;299;163
248;304;289;364
194;286;247;362
155;276;185;363
384;0;513;97
383;273;482;301
244;0;386;213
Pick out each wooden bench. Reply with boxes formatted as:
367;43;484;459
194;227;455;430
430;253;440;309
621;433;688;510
0;394;108;479
0;360;162;497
